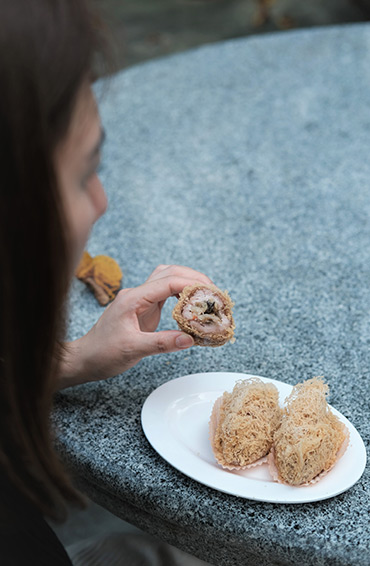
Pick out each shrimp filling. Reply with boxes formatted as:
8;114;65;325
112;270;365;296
182;289;231;334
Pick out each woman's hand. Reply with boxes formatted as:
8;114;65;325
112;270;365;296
56;265;212;389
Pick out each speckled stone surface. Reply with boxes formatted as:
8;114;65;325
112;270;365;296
53;24;370;566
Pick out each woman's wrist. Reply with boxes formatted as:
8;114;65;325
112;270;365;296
55;339;91;390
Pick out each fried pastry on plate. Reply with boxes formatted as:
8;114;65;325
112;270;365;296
269;377;349;486
172;284;235;347
209;378;282;470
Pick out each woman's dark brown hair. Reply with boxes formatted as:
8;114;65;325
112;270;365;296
0;0;107;520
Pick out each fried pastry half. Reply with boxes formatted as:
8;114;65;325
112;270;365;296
76;251;122;305
269;377;349;486
210;378;282;469
172;284;235;347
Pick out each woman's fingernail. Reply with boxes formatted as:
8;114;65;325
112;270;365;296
175;334;194;349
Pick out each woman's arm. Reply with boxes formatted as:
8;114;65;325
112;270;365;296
56;265;212;390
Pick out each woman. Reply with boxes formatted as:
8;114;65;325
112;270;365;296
0;1;211;563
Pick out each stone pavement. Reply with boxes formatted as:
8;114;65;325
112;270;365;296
96;0;370;70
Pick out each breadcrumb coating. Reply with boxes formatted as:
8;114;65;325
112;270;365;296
272;377;348;486
210;378;282;468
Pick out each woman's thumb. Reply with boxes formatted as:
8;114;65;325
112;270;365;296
139;330;194;357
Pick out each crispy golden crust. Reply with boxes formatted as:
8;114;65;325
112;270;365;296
172;284;235;347
76;251;123;305
272;377;348;486
210;378;282;468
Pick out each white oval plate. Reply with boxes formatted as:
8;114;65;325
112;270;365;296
141;372;367;504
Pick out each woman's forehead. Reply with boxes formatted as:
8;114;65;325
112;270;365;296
59;84;101;161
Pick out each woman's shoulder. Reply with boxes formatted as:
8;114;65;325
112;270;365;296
0;471;72;566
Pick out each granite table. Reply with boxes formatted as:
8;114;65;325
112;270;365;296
53;24;370;566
